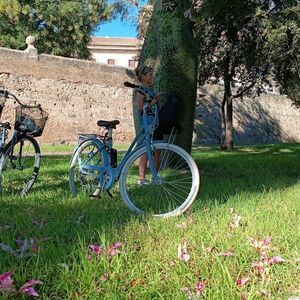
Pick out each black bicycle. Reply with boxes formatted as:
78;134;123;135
0;90;48;195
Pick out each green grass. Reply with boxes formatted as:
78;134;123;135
0;143;300;299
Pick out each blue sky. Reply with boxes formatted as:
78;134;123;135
93;17;138;37
92;1;148;38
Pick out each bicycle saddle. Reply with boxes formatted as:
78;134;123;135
0;122;11;129
97;120;120;129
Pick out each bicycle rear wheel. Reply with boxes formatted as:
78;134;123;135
0;135;40;195
69;139;107;196
119;142;200;217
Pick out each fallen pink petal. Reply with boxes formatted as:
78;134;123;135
108;242;123;261
108;248;117;260
195;281;205;294
181;287;190;293
0;272;13;285
111;242;122;249
89;244;104;256
19;279;43;297
263;237;272;245
236;277;250;287
178;241;190;262
248;237;272;253
268;256;286;264
218;251;234;257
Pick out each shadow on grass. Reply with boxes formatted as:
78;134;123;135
192;143;300;206
0;144;299;297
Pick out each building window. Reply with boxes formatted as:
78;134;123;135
128;60;136;68
107;59;115;65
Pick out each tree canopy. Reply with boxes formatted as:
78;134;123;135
0;0;113;58
266;2;300;107
189;0;300;149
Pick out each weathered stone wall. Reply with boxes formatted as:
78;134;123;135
194;85;300;144
1;46;299;145
0;46;136;144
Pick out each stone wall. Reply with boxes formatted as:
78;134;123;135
0;46;136;144
194;85;300;144
1;46;299;145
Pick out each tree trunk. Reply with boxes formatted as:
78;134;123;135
224;95;233;150
136;0;198;153
220;62;234;150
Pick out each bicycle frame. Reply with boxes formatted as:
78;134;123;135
74;103;161;190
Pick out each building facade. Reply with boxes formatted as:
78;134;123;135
88;37;141;68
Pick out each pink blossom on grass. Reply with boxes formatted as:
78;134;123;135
181;287;190;293
89;244;104;256
248;237;272;254
195;281;205;294
236;277;250;287
108;242;123;261
111;242;122;249
0;272;16;293
19;279;43;297
178;241;190;262
267;256;286;264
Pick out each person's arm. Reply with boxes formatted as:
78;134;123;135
136;92;145;113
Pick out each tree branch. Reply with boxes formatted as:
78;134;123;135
232;81;256;99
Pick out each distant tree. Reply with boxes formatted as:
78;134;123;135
190;0;300;149
190;0;274;150
0;0;113;58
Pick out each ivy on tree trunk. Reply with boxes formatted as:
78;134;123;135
136;0;198;153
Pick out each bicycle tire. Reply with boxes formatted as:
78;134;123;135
0;135;40;195
119;142;200;217
69;139;108;196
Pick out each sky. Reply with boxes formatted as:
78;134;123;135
92;1;148;38
93;17;138;38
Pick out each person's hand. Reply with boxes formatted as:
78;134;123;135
154;93;161;100
150;93;161;106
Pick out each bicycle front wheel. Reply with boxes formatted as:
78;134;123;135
0;135;40;195
119;143;200;217
69;139;107;196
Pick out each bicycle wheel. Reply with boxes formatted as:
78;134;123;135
69;139;107;196
0;135;40;195
119;142;200;217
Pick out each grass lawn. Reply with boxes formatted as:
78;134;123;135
0;143;299;299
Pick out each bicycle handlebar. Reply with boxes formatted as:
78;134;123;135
124;81;154;102
0;90;41;109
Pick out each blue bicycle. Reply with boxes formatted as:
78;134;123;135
69;82;200;217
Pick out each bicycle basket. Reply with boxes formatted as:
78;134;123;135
14;105;48;137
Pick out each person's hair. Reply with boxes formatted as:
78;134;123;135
135;65;153;81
